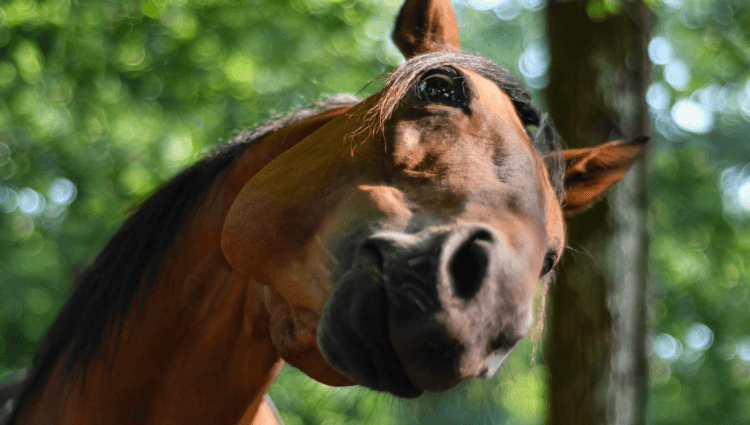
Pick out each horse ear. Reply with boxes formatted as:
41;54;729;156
561;137;649;214
392;0;461;59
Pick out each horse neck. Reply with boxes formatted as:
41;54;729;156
14;106;352;425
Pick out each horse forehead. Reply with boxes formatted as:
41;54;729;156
457;67;565;243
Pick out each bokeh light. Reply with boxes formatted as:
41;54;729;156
48;178;77;205
647;82;671;111
0;185;18;213
518;42;549;79
494;0;521;21
517;0;544;11
655;333;683;362
739;77;750;121
467;0;504;11
738;337;750;362
17;188;45;215
738;181;750;210
518;41;549;88
671;98;714;134
686;323;714;351
660;0;685;9
648;36;674;65
664;59;690;91
719;164;750;216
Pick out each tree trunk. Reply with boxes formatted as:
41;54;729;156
544;1;652;424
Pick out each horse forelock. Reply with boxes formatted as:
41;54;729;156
365;50;565;200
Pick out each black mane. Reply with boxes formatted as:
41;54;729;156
8;95;360;423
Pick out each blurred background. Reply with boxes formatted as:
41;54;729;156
0;0;748;423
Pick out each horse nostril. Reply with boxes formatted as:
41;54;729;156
448;230;493;299
360;240;384;262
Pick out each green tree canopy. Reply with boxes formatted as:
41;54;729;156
1;0;750;423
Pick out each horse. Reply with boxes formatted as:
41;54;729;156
3;0;648;424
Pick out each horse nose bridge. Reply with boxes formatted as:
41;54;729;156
439;224;505;301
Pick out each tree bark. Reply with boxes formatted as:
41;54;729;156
544;1;652;424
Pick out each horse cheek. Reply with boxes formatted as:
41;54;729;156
262;286;354;387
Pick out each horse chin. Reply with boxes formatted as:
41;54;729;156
317;251;424;399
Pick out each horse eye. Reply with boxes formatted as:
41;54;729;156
414;72;462;105
541;252;557;277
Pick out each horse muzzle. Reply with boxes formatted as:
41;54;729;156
317;224;532;397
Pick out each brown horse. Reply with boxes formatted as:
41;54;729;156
5;0;647;424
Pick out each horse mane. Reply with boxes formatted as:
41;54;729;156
8;94;361;421
366;50;565;199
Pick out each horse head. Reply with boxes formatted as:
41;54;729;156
222;0;646;399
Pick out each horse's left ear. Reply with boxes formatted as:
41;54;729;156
392;0;461;59
560;137;649;214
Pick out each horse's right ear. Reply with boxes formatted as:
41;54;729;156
392;0;461;59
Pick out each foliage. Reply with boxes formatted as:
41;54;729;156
1;0;749;423
650;145;750;424
645;0;750;422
